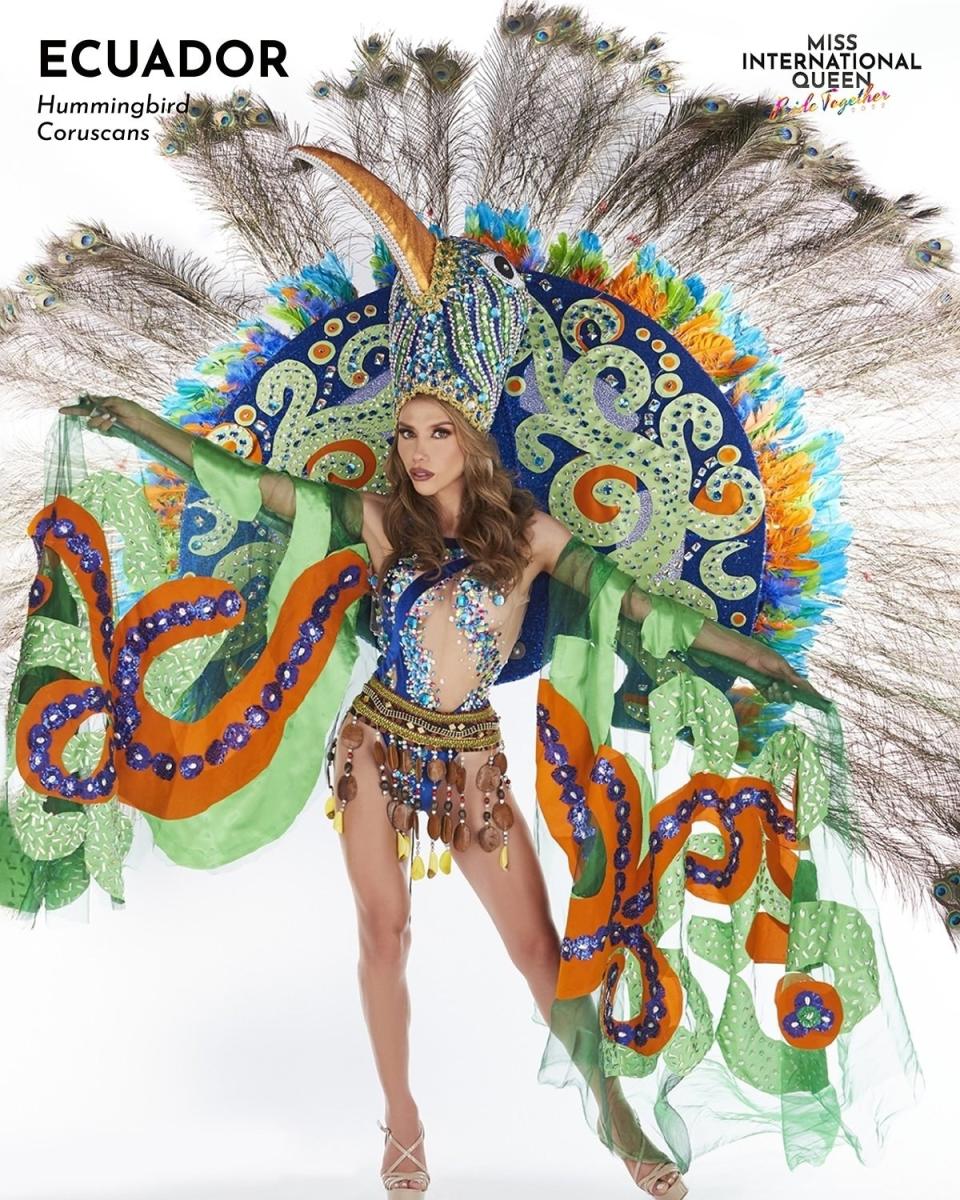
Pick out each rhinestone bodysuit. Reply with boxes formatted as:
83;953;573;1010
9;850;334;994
369;539;530;713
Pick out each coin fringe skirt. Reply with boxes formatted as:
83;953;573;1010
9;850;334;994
325;675;517;882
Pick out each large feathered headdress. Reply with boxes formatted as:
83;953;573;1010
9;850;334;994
290;146;531;432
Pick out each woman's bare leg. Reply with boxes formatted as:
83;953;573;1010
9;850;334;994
334;719;427;1190
450;764;677;1193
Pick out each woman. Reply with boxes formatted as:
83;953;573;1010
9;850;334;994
64;384;818;1198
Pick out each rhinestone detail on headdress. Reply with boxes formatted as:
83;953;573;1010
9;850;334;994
389;236;532;432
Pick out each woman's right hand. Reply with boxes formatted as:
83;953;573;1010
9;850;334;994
58;394;142;436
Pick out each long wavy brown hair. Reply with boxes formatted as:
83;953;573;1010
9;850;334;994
380;399;538;593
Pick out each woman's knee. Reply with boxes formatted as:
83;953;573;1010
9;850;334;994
358;908;413;966
507;927;561;976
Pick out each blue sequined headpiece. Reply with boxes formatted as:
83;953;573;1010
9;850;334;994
389;236;532;433
287;146;531;433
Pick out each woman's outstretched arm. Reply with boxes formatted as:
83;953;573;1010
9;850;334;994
529;508;828;705
58;394;297;520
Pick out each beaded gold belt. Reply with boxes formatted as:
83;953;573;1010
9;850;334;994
324;676;515;885
349;675;502;750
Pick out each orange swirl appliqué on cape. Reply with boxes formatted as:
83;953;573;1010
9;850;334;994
17;495;369;820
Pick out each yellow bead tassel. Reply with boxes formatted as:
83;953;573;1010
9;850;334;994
411;853;426;881
427;847;439;878
397;831;410;859
499;842;509;870
333;809;344;835
324;794;336;819
439;848;453;875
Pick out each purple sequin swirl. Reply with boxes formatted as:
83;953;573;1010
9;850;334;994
24;560;361;800
537;696;797;1052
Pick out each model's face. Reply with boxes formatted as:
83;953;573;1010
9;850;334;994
395;396;466;496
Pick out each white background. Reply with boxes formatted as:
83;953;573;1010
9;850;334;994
1;2;958;1198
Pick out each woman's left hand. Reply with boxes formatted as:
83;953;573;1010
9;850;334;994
741;642;829;704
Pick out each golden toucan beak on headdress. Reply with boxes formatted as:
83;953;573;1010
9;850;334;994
289;144;532;434
289;145;437;299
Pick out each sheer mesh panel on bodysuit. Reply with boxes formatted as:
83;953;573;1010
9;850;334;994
370;543;530;713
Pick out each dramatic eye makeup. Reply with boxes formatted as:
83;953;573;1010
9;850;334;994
397;423;454;438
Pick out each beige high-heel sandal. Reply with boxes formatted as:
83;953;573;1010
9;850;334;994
596;1112;688;1198
630;1159;688;1198
377;1118;431;1192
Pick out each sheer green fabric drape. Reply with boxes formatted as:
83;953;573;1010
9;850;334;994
1;427;371;917
531;537;919;1171
146;440;368;865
